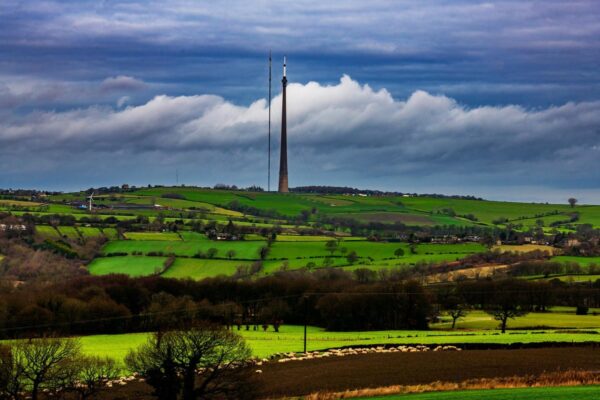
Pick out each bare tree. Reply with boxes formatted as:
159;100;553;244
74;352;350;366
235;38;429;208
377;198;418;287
483;280;530;333
441;293;468;329
448;306;468;329
126;324;255;400
0;344;25;400
8;337;81;400
568;198;578;208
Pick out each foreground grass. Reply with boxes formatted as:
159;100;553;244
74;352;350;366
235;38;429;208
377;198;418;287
365;385;600;399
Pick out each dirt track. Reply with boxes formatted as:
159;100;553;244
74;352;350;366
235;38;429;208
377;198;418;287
254;347;600;398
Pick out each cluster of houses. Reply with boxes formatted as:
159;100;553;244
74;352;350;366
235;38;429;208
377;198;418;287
429;235;481;244
69;201;166;211
0;223;27;231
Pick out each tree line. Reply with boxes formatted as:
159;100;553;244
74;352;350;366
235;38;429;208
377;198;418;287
1;269;600;340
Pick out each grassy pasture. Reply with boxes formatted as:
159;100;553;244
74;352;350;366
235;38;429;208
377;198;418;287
493;244;557;254
88;256;167;277
542;275;600;283
0;199;42;206
75;324;600;366
46;187;600;229
11;211;138;222
346;212;437;226
434;310;600;330
304;195;355;206
123;232;182;241
77;226;104;238
268;242;485;262
179;231;209;241
57;226;80;239
550;256;600;266
35;225;60;238
47;204;83;213
162;258;248;279
276;234;336;242
263;257;349;273
134;187;411;218
397;197;571;225
37;225;106;239
102;239;266;259
367;386;600;400
101;228;120;240
127;196;242;217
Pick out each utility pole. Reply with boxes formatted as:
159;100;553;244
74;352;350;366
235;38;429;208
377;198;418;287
303;295;308;354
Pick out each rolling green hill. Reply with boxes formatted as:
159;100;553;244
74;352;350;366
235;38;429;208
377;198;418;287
15;186;594;230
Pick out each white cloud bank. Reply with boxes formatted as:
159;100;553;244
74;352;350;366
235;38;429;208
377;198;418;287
1;75;600;197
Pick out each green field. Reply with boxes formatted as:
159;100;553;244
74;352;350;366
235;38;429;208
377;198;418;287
102;239;266;259
36;225;107;239
262;257;350;273
551;256;600;266
57;226;80;239
179;231;210;241
33;186;600;229
162;258;248;279
435;310;600;330
74;324;600;367
268;242;485;262
123;231;182;241
494;244;556;254
535;274;600;283
276;234;338;242
92;239;486;279
88;256;167;277
77;226;104;238
366;386;600;400
102;227;120;240
35;225;60;238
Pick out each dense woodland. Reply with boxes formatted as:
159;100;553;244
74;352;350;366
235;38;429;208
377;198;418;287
2;267;600;339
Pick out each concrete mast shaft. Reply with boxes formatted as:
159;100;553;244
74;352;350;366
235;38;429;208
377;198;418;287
278;56;289;193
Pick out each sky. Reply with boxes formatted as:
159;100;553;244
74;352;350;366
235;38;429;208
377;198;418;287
1;1;600;203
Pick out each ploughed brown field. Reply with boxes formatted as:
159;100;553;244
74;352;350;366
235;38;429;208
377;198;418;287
95;347;600;399
254;347;600;398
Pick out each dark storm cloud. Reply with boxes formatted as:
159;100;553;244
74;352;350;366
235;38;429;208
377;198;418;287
1;1;600;200
1;1;599;105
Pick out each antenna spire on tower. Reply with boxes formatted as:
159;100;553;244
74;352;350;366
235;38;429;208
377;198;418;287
268;50;272;192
